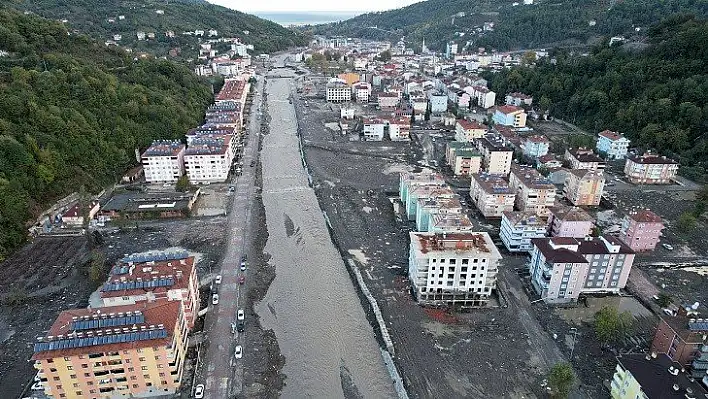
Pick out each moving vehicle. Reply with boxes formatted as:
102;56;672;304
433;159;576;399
215;275;222;284
238;275;245;284
212;294;219;305
234;345;243;359
238;309;245;321
194;384;205;398
662;243;674;251
240;260;247;271
237;321;245;332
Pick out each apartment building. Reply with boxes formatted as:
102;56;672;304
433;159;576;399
186;125;235;146
428;91;448;113
427;213;475;233
500;211;548;252
509;165;556;216
521;135;550;159
184;135;234;183
564;169;605;206
32;301;188;399
363;117;385;141
141;140;186;183
565;147;606;171
406;185;456;221
624;153;679;185
618;209;664;252
470;86;496;109
470;173;516;218
377;92;400;109
528;235;635;303
399;170;446;207
326;79;352;103
408;232;501;307
597;130;630;160
100;252;200;328
475;134;514;175
454;119;487;142
353;82;371;103
388;116;411;141
215;79;248;107
415;197;463;232
547;206;594;238
651;304;708;367
492;105;527;128
610;353;707;399
505;92;533;107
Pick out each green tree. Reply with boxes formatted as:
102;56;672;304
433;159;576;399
594;306;634;345
89;250;107;284
378;50;392;62
677;212;697;231
547;362;575;399
656;293;672;308
175;175;192;192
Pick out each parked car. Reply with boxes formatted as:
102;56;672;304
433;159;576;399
240;260;247;271
194;384;205;398
212;294;219;305
238;275;245;284
215;275;222;284
237;321;245;332
662;243;674;251
238;309;245;321
250;160;256;167
234;345;243;359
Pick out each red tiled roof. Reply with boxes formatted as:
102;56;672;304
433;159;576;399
628;209;662;223
598;130;623;141
457;119;487;131
32;301;180;360
496;105;523;114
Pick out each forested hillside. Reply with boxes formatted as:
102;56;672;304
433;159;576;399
309;0;708;51
0;8;213;260
486;15;708;182
14;0;307;57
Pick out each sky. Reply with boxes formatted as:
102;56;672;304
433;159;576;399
206;0;423;13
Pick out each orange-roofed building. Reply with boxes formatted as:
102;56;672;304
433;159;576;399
32;301;188;399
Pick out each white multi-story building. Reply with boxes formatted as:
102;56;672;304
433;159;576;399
353;82;371;103
142;140;185;183
505;92;533;107
183;135;234;183
500;211;547;252
494;105;527;128
326;78;351;103
388;116;411;141
409;232;501;307
363;117;385;141
624;153;678;184
428;91;448;114
475;134;514;175
470;86;496;109
470;173;516;218
455;119;487;142
596;130;630;160
509;165;556;216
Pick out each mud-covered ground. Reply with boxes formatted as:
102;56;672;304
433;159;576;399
295;94;591;398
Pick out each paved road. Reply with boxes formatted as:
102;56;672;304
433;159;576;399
198;77;263;398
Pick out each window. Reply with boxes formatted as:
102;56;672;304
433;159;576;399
144;374;150;379
131;376;137;380
139;357;146;362
64;357;71;361
462;259;469;265
146;382;153;387
141;366;148;371
70;375;77;379
461;266;468;272
81;364;88;368
154;356;161;361
75;392;82;396
84;373;90;377
450;259;456;265
133;384;139;388
54;377;60;381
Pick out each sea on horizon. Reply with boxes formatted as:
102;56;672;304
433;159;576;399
254;11;360;26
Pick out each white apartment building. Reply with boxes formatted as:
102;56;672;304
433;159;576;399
409;232;501;308
353;82;371;103
470;173;516;218
455;119;487;142
363;117;385;141
142;140;186;183
326;78;351;103
471;86;496;109
389;116;411;141
500;211;548;252
509;165;557;216
475;134;514;175
429;91;448;113
597;130;630;160
183;136;234;183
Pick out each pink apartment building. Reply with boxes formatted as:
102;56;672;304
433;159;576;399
547;206;594;238
619;209;664;252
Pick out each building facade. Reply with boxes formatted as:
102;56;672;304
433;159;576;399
326;79;352;103
183;136;234;183
475;134;514;175
454;119;487;142
547;206;594;238
492;105;527;127
597;130;630;160
565;147;606;171
528;235;635;303
521;135;550;159
564;169;605;206
624;154;679;184
610;353;707;399
500;211;548;252
409;232;501;308
32;302;189;399
651;305;708;367
508;165;556;216
618;209;664;252
141;141;186;183
505;92;533;107
470;173;516;218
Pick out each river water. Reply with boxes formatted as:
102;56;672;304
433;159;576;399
255;72;396;398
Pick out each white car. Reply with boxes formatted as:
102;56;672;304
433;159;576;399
240;261;247;271
234;345;243;359
194;384;205;398
215;275;222;284
237;309;245;321
212;294;219;305
662;243;674;251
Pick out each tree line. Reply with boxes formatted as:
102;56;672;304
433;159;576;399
0;8;214;260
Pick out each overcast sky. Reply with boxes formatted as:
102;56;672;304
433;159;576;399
206;0;423;13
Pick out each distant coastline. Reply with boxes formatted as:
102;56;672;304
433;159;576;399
254;11;360;26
